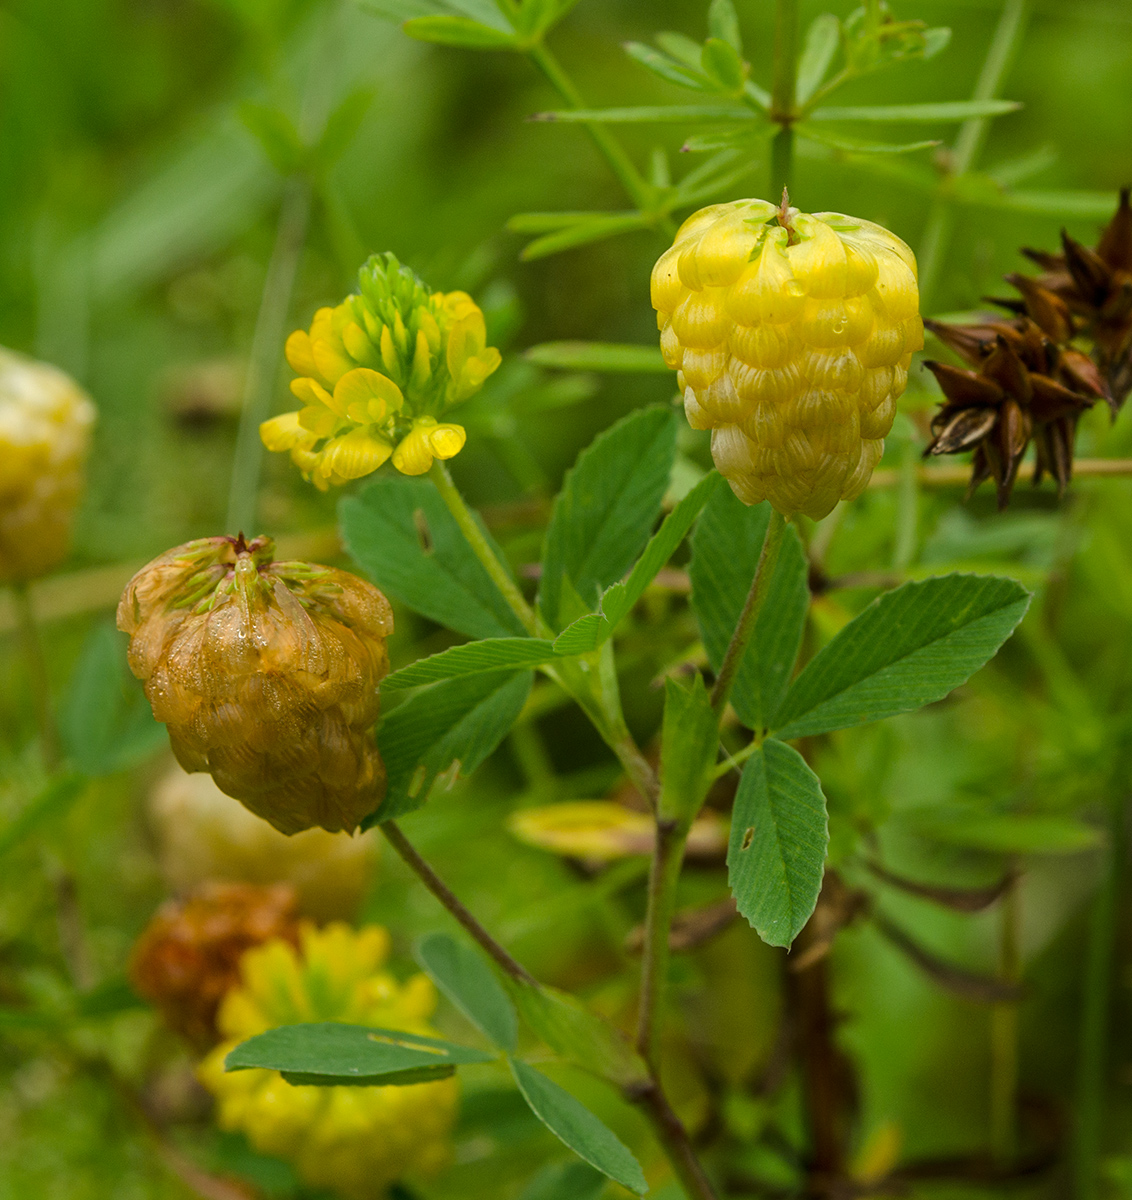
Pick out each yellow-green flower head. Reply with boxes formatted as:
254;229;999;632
199;922;458;1200
0;346;96;583
262;253;502;489
652;198;923;520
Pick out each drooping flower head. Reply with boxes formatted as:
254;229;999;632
262;254;501;488
652;194;922;519
0;347;96;583
198;922;458;1200
117;535;393;835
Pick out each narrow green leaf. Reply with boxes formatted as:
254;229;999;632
532;105;754;124
602;471;724;631
519;215;649;261
509;1059;648;1194
383;638;557;691
524;341;669;373
700;37;746;92
974;188;1123;219
61;622;166;775
552;614;609;655
373;669;533;822
520;1161;606;1200
798;125;939;154
728;740;828;948
225;1023;494;1086
796;14;840;104
540;406;678;628
922;26;951;58
363;0;442;19
772;574;1031;741
624;42;708;91
508;211;630;233
238;102;304;174
341;476;526;640
507;980;645;1087
403;14;517;46
314;89;374;170
655;31;704;68
707;0;742;52
415;932;518;1051
658;676;719;822
0;775;87;860
810;99;1021;122
899;808;1102;855
690;490;809;731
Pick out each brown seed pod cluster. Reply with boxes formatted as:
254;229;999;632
924;190;1131;506
117;534;393;835
129;882;299;1048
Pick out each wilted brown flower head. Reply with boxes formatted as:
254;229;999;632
1006;188;1132;405
923;315;1106;507
129;882;299;1047
117;534;393;835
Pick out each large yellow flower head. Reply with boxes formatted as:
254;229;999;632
652;196;922;520
0;347;95;583
262;254;502;489
199;922;458;1200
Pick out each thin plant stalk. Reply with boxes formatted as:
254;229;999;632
12;583;61;771
990;868;1020;1164
226;175;312;535
917;0;1028;307
710;509;788;714
635;819;688;1069
769;0;799;198
1073;797;1122;1200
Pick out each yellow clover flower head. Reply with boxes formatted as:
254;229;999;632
0;347;96;583
652;195;923;520
199;921;458;1200
262;253;501;489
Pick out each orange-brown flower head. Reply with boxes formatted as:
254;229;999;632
1011;188;1132;405
129;882;299;1048
0;347;96;583
261;253;501;489
652;195;922;519
923;315;1104;506
117;535;394;835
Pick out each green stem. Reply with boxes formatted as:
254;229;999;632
12;583;61;771
626;1078;720;1200
710;510;788;716
1073;799;1122;1200
635;819;688;1069
990;867;1020;1164
769;0;799;198
429;461;537;634
226;175;312;535
527;41;663;224
380;819;535;984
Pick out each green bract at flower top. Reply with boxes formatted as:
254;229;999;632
261;254;502;489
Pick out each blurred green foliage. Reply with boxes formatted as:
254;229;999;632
2;0;1132;1197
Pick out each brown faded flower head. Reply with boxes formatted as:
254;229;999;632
923;315;1105;507
117;534;393;835
129;882;300;1048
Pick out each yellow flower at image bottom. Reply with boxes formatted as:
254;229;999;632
198;922;458;1200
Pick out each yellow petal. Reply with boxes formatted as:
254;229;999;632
290;376;336;410
260;410;308;451
311;338;353;387
298;405;338;437
410;329;432;390
425;422;466;461
284;330;318;378
332;368;404;423
341;322;380;368
317;428;392;482
391;424;434;476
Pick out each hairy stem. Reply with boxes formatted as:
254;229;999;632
1073;798;1122;1200
429;461;537;634
380;819;535;985
710;509;788;715
527;41;660;221
990;869;1020;1164
636;819;688;1068
12;583;61;771
769;0;799;197
226;175;311;535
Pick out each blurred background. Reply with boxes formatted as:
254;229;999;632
2;0;1132;1197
